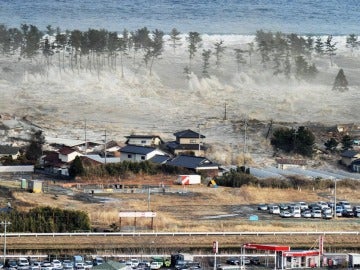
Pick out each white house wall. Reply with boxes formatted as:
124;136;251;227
59;152;82;163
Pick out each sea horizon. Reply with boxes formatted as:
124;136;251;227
1;0;359;36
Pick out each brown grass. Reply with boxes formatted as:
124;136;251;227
10;183;360;233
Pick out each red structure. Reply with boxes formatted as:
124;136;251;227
243;243;320;269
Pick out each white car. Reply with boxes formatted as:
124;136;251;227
311;210;322;218
52;260;63;269
150;262;163;270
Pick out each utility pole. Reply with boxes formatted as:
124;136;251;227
103;130;107;164
1;221;11;264
84;119;88;155
243;117;248;167
198;123;202;155
223;102;227;120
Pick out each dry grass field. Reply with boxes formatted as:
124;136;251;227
8;179;360;232
1;177;359;252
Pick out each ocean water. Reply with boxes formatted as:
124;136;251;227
0;0;359;35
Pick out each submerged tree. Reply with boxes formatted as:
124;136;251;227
332;68;348;91
234;48;246;73
325;35;337;66
346;34;359;53
213;40;226;69
314;36;324;55
169;28;182;53
186;31;202;70
201;49;211;78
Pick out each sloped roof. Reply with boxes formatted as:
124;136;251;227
341;150;360;158
93;260;126;270
174;129;205;139
120;145;157;155
59;146;77;155
149;154;171;164
166;155;218;169
125;134;162;139
0;145;20;155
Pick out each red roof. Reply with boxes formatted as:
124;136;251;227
283;250;320;257
243;243;290;251
59;146;76;155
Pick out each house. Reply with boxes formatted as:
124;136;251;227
167;129;206;157
276;158;307;170
340;150;360;167
350;159;360;173
58;146;83;163
148;154;171;164
0;145;20;160
40;150;71;176
125;134;164;147
119;145;167;162
165;155;219;177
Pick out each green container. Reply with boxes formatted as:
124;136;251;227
21;178;27;189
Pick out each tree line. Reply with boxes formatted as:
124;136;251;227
0;206;90;233
0;23;358;82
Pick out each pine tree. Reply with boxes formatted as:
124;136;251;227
201;49;211;78
169;28;182;53
234;49;246;73
186;32;202;70
314;36;324;55
325;35;337;66
346;34;359;53
213;40;226;69
332;68;348;91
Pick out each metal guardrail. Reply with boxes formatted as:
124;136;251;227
0;231;359;238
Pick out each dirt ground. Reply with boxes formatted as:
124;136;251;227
4;176;360;233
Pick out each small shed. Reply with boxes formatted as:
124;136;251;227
28;180;43;193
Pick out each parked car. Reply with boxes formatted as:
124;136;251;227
84;261;93;269
280;210;292;218
150;262;163;270
301;210;312;218
92;258;104;266
249;257;260;265
225;258;239;265
353;206;360;217
298;202;309;210
335;206;343;217
268;205;280;214
257;204;268;211
52;260;62;269
18;258;30;270
322;212;332;219
311;210;322;218
342;209;354;217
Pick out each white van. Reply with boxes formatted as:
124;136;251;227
290;206;301;217
268;205;280;214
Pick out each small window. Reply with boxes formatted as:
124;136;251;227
128;154;132;158
141;156;145;160
190;139;197;143
141;140;146;144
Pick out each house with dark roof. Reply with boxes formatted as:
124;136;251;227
58;146;83;163
0;145;20;160
119;145;167;162
340;150;360;167
40;150;71;176
148;154;171;164
165;155;219;177
125;134;164;147
167;129;206;157
350;159;360;173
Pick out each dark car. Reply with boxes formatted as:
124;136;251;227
257;204;268;211
250;257;260;265
225;258;239;265
342;209;354;217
